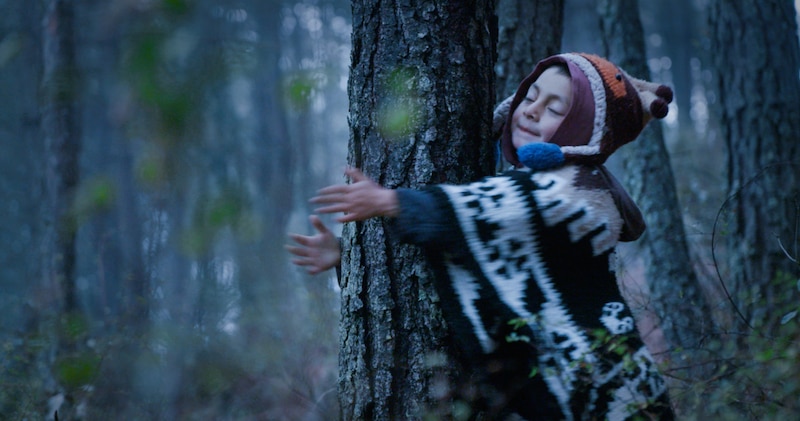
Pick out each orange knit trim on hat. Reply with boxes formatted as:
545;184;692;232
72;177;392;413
582;54;628;100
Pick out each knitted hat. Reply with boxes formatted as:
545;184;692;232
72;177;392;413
498;53;673;169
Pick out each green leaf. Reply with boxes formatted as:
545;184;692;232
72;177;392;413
284;74;316;110
506;332;530;343
508;317;528;329
56;354;101;389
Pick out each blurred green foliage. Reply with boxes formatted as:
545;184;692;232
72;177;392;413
72;176;117;224
284;72;316;110
56;354;101;390
377;66;421;140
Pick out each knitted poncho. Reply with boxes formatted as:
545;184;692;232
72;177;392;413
392;164;673;420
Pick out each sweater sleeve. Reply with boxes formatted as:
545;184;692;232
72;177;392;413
388;187;462;248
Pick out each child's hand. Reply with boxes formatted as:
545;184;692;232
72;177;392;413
311;168;399;223
286;215;341;275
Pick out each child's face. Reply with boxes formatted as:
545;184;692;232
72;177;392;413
511;66;572;149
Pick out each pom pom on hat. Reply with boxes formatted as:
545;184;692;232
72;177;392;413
650;99;670;119
518;142;565;172
621;66;674;122
656;85;674;104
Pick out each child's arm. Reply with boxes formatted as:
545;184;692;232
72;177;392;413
311;168;464;249
311;168;399;222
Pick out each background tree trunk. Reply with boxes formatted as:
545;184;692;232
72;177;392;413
75;1;149;328
1;1;47;418
596;0;714;385
41;0;82;417
342;1;496;418
42;0;80;320
707;0;800;331
495;0;564;99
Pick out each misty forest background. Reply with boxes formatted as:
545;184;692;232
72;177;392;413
1;0;799;420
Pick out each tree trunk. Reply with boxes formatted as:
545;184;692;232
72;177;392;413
707;0;800;331
41;0;82;418
596;0;713;378
648;0;700;132
230;0;297;352
342;1;496;419
42;0;80;320
495;0;564;99
78;11;149;326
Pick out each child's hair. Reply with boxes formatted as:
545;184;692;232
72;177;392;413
549;62;570;77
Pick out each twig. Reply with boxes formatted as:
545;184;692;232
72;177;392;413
775;234;798;264
709;161;800;331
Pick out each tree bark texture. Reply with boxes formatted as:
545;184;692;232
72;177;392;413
708;0;800;329
343;1;496;419
495;0;564;99
597;0;713;368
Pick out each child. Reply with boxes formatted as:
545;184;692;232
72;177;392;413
288;53;675;420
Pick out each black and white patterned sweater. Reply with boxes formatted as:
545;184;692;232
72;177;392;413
391;164;673;420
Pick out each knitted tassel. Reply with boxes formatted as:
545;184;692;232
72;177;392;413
624;70;674;120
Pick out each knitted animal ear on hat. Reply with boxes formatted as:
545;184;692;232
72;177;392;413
497;53;673;169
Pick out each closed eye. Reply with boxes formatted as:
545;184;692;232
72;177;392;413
524;86;539;103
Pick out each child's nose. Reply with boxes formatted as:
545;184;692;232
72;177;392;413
523;102;541;121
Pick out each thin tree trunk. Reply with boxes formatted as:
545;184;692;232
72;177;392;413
596;0;713;381
230;0;297;351
117;146;149;325
41;0;81;418
42;0;80;319
342;1;496;419
707;0;800;331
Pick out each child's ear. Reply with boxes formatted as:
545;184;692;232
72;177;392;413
517;142;565;172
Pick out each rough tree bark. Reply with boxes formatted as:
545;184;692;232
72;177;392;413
707;0;800;330
596;0;713;376
341;1;496;419
495;0;564;99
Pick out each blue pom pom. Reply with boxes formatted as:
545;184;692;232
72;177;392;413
517;142;565;171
